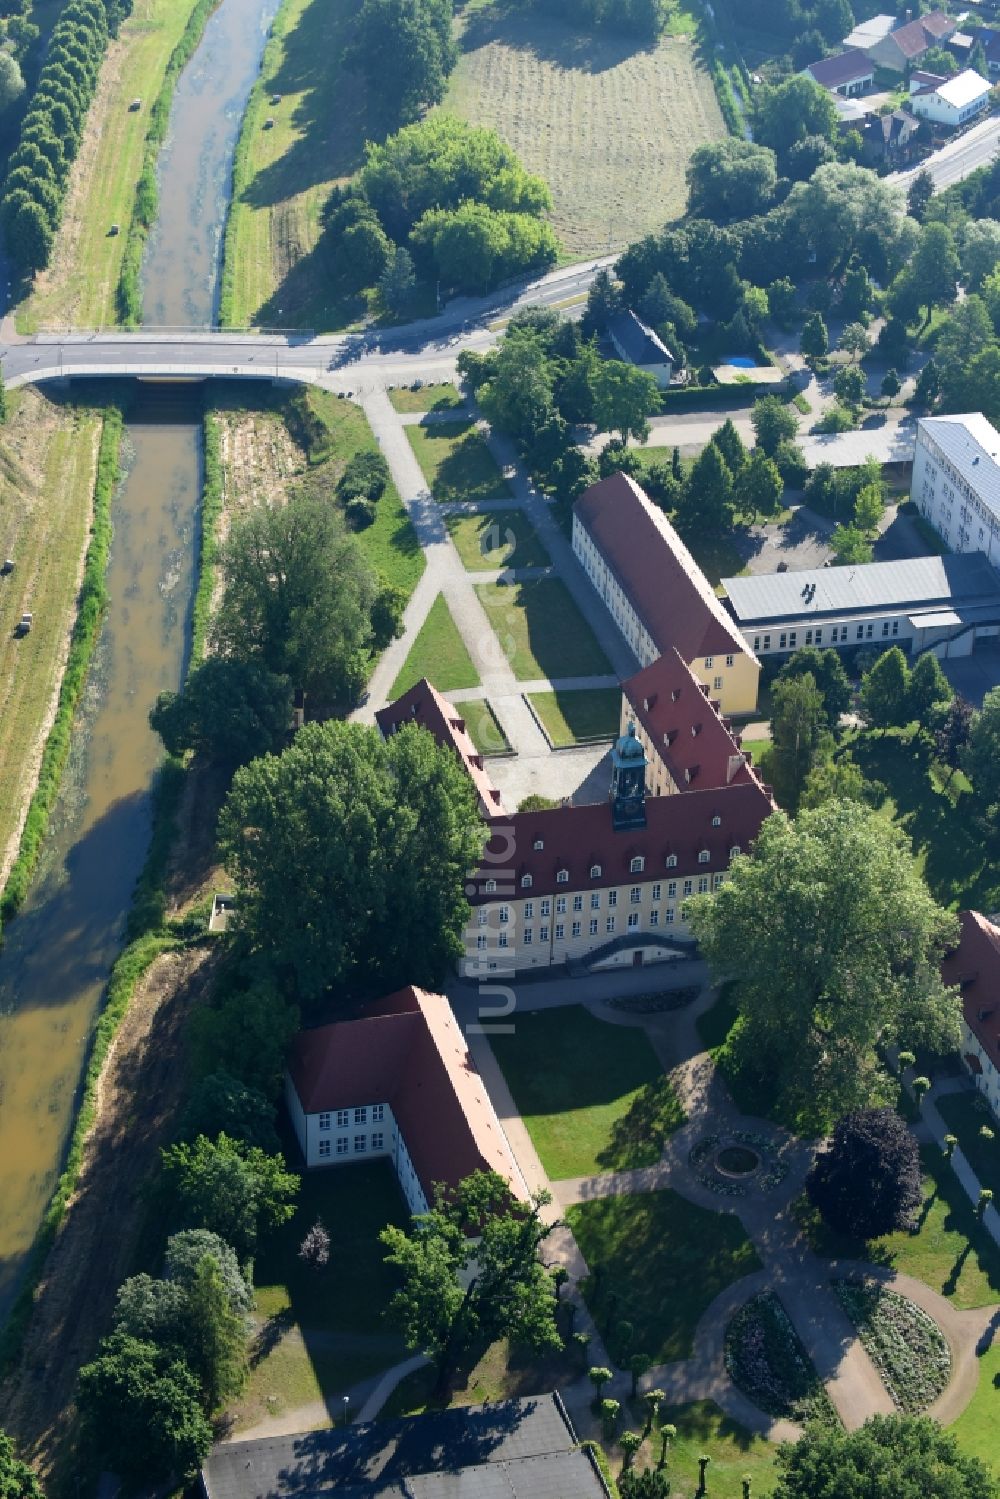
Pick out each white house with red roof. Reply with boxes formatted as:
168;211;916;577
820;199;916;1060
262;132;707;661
942;911;1000;1120
285;986;525;1210
572;473;759;715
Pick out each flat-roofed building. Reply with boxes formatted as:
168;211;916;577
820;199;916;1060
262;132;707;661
573;473;759;715
722;553;1000;660
912;413;1000;564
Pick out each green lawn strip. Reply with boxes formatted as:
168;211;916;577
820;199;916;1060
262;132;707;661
445;508;550;571
567;1188;762;1364
232;1338;394;1433
527;687;620;746
936;1093;1000;1197
621;1401;778;1493
474;578;612;681
389;384;465;414
390;594;480;698
407;421;512;505
848;729;998;912
796;1147;1000;1310
949;1339;1000;1476
490;1006;684;1178
461;700;511;755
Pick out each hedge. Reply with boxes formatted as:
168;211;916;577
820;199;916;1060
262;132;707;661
116;0;221;325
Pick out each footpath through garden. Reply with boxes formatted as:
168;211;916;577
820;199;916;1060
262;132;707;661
451;967;1000;1441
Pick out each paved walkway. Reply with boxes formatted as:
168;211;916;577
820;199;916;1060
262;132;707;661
455;971;999;1439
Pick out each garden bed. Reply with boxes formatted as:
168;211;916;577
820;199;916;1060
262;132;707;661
724;1292;837;1426
833;1279;950;1414
688;1131;789;1197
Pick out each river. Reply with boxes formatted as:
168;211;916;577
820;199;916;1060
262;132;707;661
0;0;278;1325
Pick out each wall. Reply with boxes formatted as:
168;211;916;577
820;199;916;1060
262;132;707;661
961;1020;1000;1120
912;425;1000;564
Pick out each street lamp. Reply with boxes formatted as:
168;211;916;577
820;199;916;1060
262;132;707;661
342;1395;350;1427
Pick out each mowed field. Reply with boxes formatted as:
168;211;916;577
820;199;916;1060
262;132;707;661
0;390;101;884
18;0;203;332
445;7;725;257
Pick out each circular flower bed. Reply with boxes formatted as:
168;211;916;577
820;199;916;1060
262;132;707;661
688;1130;789;1196
717;1145;761;1176
725;1291;838;1426
833;1279;951;1414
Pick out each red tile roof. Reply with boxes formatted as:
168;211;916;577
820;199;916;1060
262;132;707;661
469;781;774;903
881;10;954;59
942;911;1000;1078
287;986;525;1201
376;679;507;819
574;473;751;663
623;648;761;792
804;48;874;89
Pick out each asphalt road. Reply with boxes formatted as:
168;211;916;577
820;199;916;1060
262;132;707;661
0;255;616;393
889;114;1000;192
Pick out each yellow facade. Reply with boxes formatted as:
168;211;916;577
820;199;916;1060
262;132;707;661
686;650;759;718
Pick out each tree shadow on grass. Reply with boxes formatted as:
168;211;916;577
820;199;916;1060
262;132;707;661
250;1306;295;1369
596;1076;685;1171
458;2;660;73
422;428;509;506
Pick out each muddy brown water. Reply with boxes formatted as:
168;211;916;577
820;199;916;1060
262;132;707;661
0;0;278;1325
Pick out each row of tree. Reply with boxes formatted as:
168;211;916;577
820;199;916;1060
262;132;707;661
1;0;129;272
346;0;455;126
325;116;558;304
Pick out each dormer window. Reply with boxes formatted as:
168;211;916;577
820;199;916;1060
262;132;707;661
691;724;700;737
556;869;569;883
698;849;710;864
521;874;533;888
665;854;677;868
729;845;741;859
630;856;644;873
671;688;680;702
484;878;497;893
590;863;602;878
712;815;721;827
533;838;544;851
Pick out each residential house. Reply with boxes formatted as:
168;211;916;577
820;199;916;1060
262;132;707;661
863;107;921;166
969;26;1000;77
285;985;525;1213
912;412;1000;564
843;13;895;50
463;734;774;975
865;10;957;71
721;553;1000;661
375;677;507;819
910;67;992;127
607;309;674;387
621;648;762;798
942;910;1000;1120
802;48;875;95
573;472;760;714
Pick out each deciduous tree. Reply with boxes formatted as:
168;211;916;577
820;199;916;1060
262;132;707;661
687;800;960;1121
77;1333;212;1486
0;1432;41;1499
772;1415;995;1499
777;646;851;729
159;1133;299;1261
860;646;911;732
591;360;659;445
751;394;798;456
962;685;1000;822
806;1108;923;1239
150;657;292;765
381;1172;561;1390
767;671;833;812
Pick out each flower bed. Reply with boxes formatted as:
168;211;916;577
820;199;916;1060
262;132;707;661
833;1280;951;1414
725;1291;838;1426
688;1131;789;1196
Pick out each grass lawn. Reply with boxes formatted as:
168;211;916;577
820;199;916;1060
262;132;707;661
407;421;511;505
685;532;747;589
445;508;550;571
445;6;723;257
0;391;102;881
936;1093;1000;1198
461;700;511;755
390;594;480;698
219;0;395;328
474;578;612;681
798;1147;1000;1310
848;730;1000;913
19;0;204;331
950;1340;1000;1476
527;686;620;745
226;1158;410;1431
567;1188;762;1364
389;384;466;415
490;1006;685;1178
619;1400;778;1494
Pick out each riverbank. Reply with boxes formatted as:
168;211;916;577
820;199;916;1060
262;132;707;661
17;0;207;332
219;0;382;329
0;391;106;896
